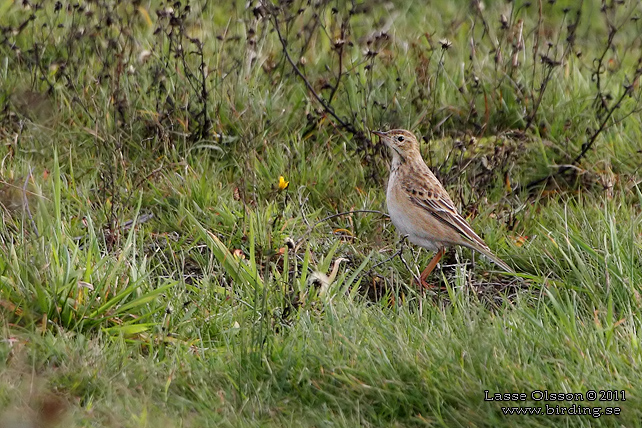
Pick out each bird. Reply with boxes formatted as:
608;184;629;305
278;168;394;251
372;129;513;285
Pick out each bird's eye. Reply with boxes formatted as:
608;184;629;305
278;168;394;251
397;136;404;142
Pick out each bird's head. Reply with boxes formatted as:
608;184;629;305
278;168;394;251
372;129;420;160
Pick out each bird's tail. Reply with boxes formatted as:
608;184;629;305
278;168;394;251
472;244;514;273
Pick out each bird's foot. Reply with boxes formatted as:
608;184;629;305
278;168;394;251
417;277;435;289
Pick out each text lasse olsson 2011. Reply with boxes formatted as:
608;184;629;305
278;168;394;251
484;390;626;402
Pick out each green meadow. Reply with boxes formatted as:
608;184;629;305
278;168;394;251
1;0;641;426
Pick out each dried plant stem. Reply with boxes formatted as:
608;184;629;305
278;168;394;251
269;9;359;135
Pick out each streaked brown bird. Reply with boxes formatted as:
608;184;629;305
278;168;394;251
373;129;513;284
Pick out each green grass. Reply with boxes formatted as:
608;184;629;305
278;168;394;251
1;0;642;426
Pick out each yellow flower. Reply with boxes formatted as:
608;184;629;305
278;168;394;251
278;176;289;191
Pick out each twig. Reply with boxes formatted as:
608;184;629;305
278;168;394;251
122;213;155;231
568;81;639;166
398;250;421;287
365;234;422;290
267;4;359;135
124;163;168;208
327;22;346;105
471;0;496;50
294;209;389;251
524;2;582;131
590;2;638;102
73;213;155;244
530;0;543;88
524;72;641;190
521;3;642;191
369;236;408;271
591;26;617;101
132;163;166;193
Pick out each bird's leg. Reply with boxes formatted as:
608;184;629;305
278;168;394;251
419;248;445;287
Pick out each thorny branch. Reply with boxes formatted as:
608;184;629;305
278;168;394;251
266;3;362;137
524;2;583;131
570;74;642;166
523;1;642;191
525;61;642;190
327;22;346;105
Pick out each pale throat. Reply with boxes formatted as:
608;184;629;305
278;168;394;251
389;150;405;173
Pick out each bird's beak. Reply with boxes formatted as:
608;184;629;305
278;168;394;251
372;130;386;137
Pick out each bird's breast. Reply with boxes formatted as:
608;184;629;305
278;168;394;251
386;175;443;252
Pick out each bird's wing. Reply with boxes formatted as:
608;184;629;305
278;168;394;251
400;166;491;248
409;188;514;272
406;185;490;251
